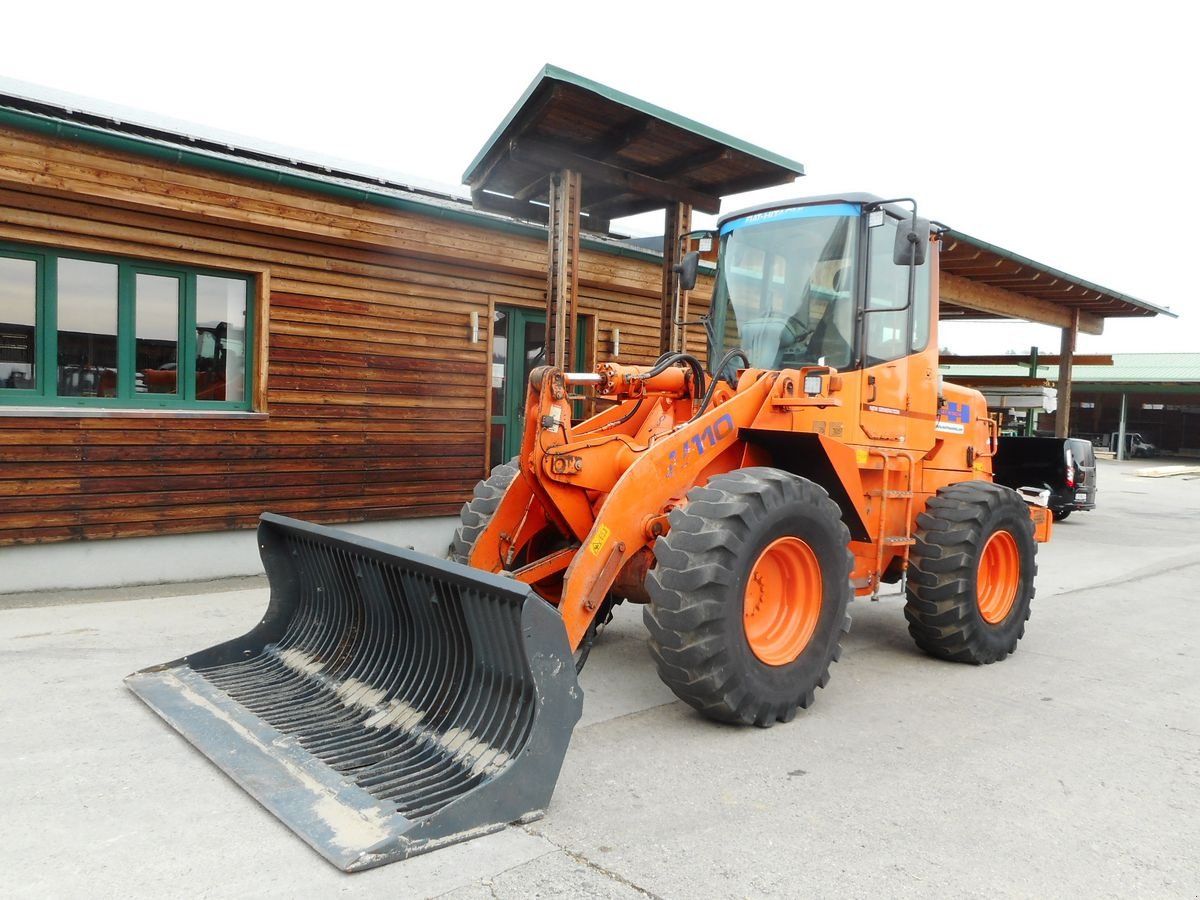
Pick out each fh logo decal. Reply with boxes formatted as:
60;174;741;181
944;402;971;423
936;401;971;435
666;414;735;479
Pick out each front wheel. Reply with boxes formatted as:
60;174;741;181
644;468;852;727
905;481;1037;664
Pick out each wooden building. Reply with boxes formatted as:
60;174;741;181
0;83;718;549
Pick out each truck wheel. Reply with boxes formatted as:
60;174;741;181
905;481;1036;664
644;468;852;727
449;459;519;564
1052;507;1071;522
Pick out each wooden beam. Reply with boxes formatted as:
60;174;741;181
645;146;734;180
545;169;582;369
660;202;692;355
582;117;658;158
939;272;1104;335
467;189;549;225
465;84;561;192
939;353;1113;366
510;138;721;215
513;173;549;203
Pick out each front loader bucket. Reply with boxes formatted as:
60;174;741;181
126;513;583;872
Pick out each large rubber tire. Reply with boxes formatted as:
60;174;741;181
644;468;853;727
449;459;519;565
449;459;606;673
905;481;1037;664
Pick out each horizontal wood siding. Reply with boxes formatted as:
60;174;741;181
0;124;705;545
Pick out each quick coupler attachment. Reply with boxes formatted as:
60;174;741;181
126;513;583;872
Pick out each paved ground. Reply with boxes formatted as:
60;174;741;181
2;458;1198;898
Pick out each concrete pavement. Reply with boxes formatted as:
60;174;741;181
2;458;1197;898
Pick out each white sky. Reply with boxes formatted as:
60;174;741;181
4;0;1196;356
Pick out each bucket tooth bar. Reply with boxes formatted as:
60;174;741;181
126;513;583;872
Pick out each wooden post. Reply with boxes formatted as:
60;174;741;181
1055;309;1079;438
546;169;582;369
660;202;692;355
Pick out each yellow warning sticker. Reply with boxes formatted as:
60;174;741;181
589;524;612;557
855;448;869;466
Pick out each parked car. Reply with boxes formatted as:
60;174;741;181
1108;432;1157;458
994;436;1098;522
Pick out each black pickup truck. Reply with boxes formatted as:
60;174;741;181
993;437;1098;522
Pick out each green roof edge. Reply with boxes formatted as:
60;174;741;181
462;63;805;185
946;228;1176;319
0;105;667;267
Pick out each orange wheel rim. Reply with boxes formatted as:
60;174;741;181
977;531;1020;624
743;536;822;666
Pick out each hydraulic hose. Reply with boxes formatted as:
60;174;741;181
689;349;751;423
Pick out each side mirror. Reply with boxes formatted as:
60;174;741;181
674;250;701;291
893;216;930;266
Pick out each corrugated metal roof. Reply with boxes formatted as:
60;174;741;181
941;353;1200;383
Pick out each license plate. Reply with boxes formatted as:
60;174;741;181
1076;492;1087;501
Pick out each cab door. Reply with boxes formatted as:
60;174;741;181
856;213;937;453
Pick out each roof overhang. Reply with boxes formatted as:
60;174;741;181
463;65;804;230
939;229;1175;334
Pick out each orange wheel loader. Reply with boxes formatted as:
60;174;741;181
127;194;1053;870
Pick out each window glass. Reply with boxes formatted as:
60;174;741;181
57;258;118;397
491;308;508;414
0;256;37;390
195;275;247;402
865;217;931;365
2;246;252;409
711;209;858;371
136;274;181;395
910;261;931;352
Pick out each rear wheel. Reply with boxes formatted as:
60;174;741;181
450;459;606;672
905;481;1036;664
644;468;852;727
1052;507;1072;522
449;459;519;565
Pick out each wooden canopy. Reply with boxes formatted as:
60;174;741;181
939;229;1175;336
462;65;805;232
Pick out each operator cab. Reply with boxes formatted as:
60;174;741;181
707;194;933;375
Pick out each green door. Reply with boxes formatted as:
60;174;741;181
489;306;586;468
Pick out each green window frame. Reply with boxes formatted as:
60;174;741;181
0;241;255;410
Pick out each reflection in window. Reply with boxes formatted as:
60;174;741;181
1;243;253;409
712;211;858;371
491;308;508;414
57;258;118;397
195;275;247;402
0;256;37;390
137;274;181;394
